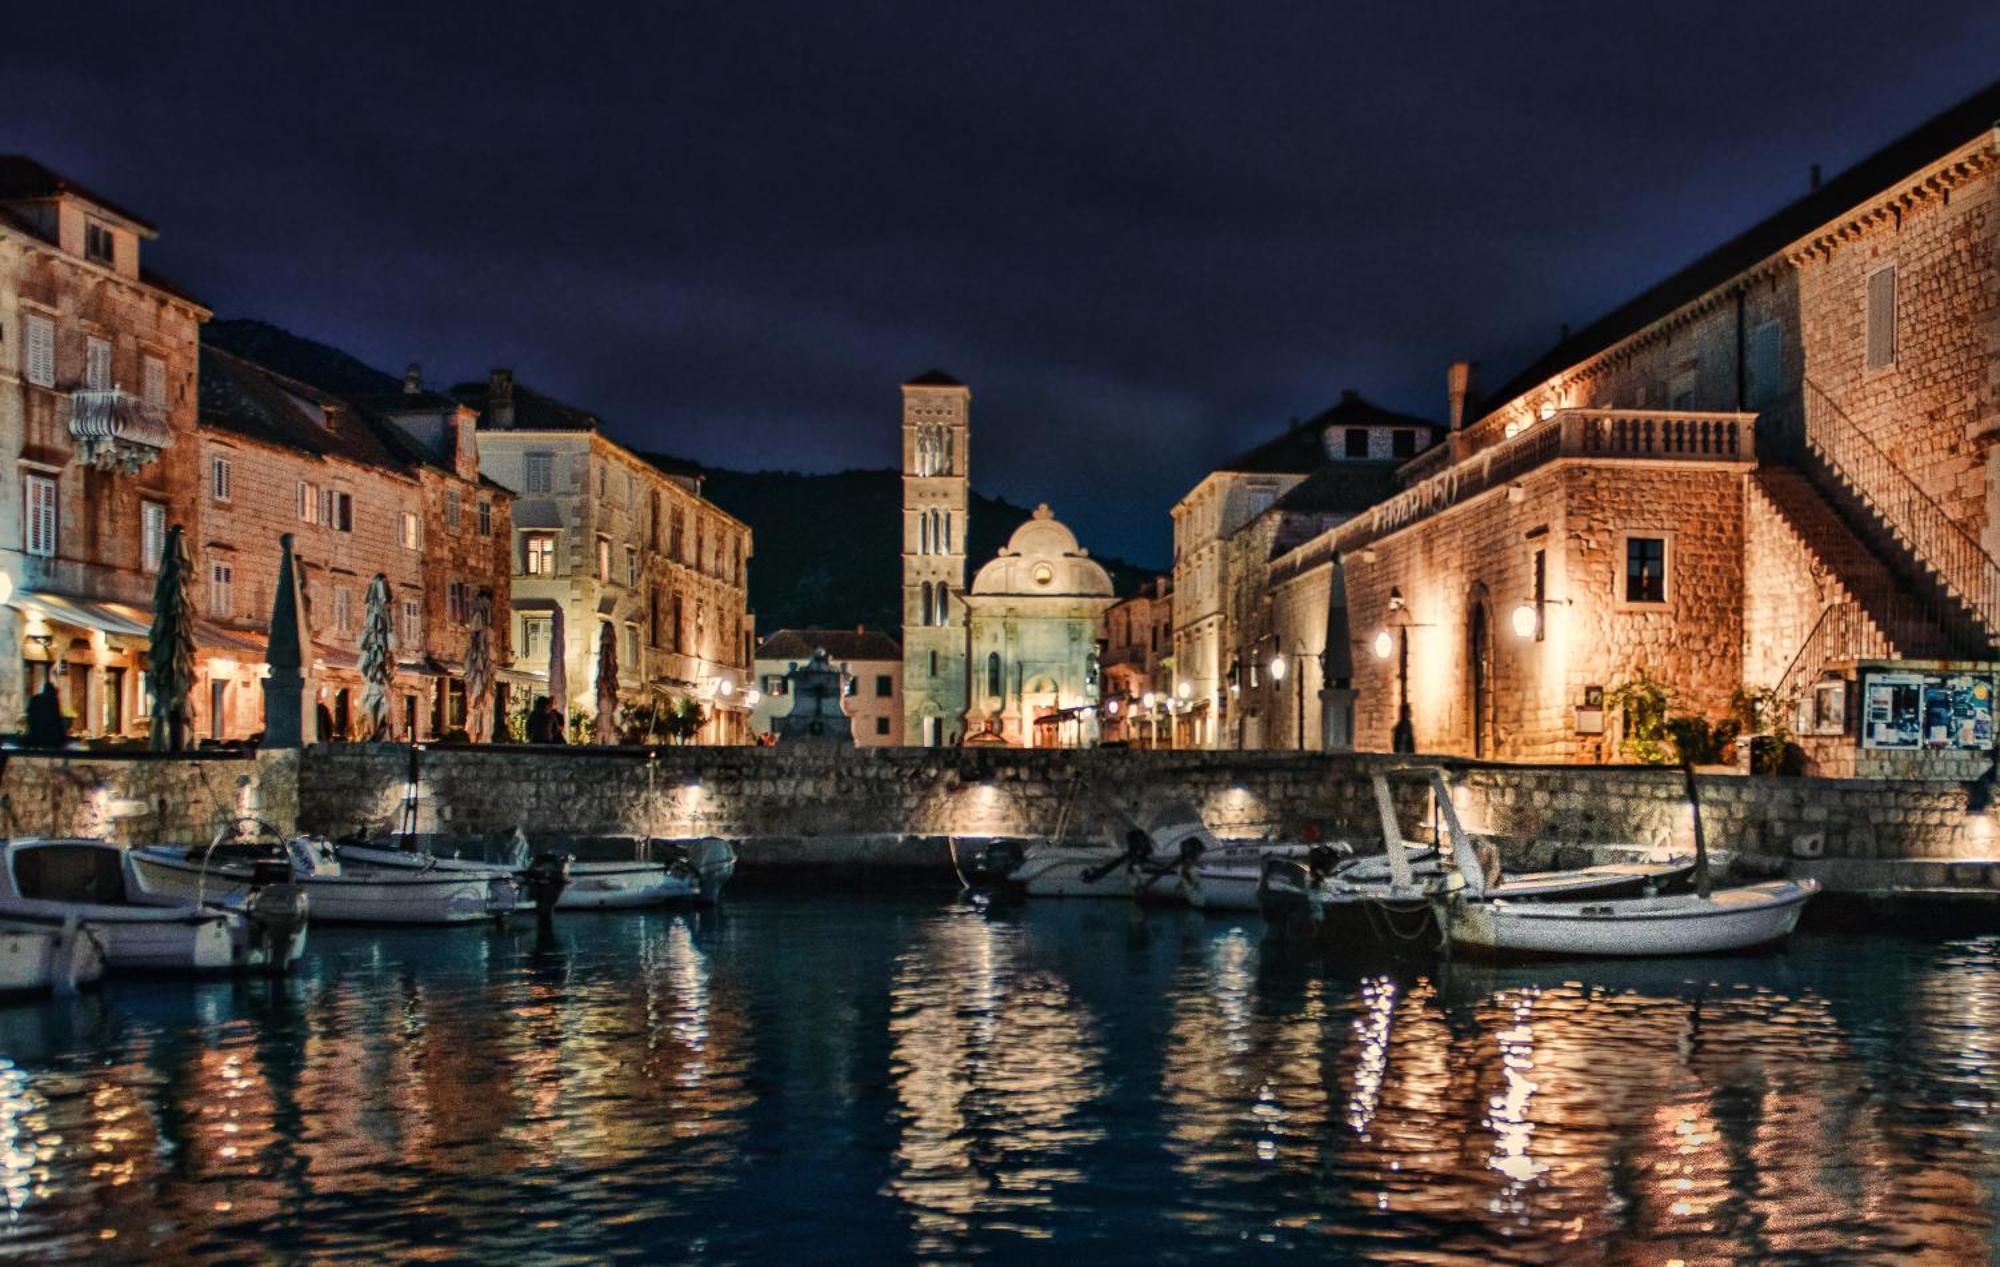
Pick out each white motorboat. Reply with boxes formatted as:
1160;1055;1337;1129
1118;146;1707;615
1444;878;1820;957
130;835;516;925
336;834;737;909
0;917;103;998
0;837;307;975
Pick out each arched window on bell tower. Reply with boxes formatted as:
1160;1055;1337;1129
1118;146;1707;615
986;651;1001;698
921;581;933;627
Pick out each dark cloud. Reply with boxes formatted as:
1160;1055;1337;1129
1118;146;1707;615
6;2;1996;567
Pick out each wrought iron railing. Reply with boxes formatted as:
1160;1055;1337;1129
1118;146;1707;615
1771;601;1891;710
1802;380;2000;653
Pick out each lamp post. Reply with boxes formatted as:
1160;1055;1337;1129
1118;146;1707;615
1267;647;1307;751
1374;587;1419;754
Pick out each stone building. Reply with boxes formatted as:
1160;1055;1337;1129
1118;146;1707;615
899;371;970;745
459;372;755;744
961;505;1116;747
193;348;513;741
1171;391;1445;747
750;627;901;745
1100;575;1172;746
1264;80;2000;769
0;157;206;741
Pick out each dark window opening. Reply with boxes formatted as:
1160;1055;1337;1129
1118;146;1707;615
1625;538;1666;604
1343;429;1369;458
1391;429;1417;458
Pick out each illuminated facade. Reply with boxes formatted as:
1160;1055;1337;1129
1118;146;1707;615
899;372;970;745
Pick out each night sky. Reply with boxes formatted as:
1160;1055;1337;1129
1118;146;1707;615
8;3;1998;568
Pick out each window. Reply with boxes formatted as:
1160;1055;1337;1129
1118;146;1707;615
524;451;553;493
210;456;233;502
141;501;164;572
1866;265;1897;371
24;475;57;557
986;652;1002;698
23;315;53;388
935;582;950;624
1392;428;1417;458
920;582;933;627
875;717;891;736
525;533;556;576
142;355;166;411
476;499;492;536
876;674;892;697
329;490;353;532
447;581;469;626
209;561;234;617
596;535;611;583
624;623;639;666
597;464;608;498
297;480;320;524
85;337;112;391
1344;428;1370;458
521;617;548;662
625;546;638;588
84;222;113;265
695;519;706;572
670;509;685;561
672;596;685;651
334;586;354;634
1748;320;1783;409
444;494;462;530
402;598;422;648
930;650;938;676
399;511;420;550
1623;536;1668;605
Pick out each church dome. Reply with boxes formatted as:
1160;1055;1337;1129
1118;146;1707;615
969;504;1114;597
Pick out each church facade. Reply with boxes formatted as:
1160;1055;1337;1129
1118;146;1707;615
898;373;1113;747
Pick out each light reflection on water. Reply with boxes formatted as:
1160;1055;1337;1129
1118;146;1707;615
0;896;1988;1263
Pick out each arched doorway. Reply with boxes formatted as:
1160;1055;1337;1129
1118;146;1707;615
1467;592;1492;759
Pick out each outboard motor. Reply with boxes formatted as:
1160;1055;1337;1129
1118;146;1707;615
244;857;310;975
952;838;1028;890
521;852;572;924
1259;855;1323;938
1306;843;1351;882
683;838;737;906
1081;828;1152;887
1174;834;1208;908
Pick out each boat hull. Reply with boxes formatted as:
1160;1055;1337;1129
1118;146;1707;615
1447;879;1819;958
0;899;237;972
130;850;511;925
0;920;104;996
335;843;729;909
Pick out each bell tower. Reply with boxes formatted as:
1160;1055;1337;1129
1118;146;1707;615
900;371;970;745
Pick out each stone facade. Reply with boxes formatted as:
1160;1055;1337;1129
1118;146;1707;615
899;373;970;746
961;505;1115;747
465;373;754;744
0;160;206;739
750;627;901;745
1100;576;1171;745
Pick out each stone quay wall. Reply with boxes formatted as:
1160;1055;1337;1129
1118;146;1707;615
0;745;1991;895
280;744;1998;891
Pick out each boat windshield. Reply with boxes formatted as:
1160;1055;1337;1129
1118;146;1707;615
13;844;129;905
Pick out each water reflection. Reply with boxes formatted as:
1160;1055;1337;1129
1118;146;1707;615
0;900;1988;1262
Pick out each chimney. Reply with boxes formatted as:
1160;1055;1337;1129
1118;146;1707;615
1446;361;1477;431
403;362;422;394
1810;163;1822;191
489;368;515;427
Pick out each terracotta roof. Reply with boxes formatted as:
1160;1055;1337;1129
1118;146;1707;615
1478;77;2000;419
0;155;156;232
1217;391;1442;476
757;628;902;662
903;369;964;388
451;378;602;432
1268;461;1402;516
198;346;418;478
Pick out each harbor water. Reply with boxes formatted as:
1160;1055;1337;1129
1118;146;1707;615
0;892;1994;1263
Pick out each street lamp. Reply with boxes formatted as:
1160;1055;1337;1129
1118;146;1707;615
1510;602;1539;639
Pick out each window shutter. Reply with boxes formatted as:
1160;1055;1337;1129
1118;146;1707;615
24;316;54;388
25;476;57;557
142;356;167;409
1866;266;1897;370
85;338;111;391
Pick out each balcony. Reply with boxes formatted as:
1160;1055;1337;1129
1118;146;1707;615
1346;408;1756;551
69;389;172;473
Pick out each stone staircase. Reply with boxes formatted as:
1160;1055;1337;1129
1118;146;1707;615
1750;465;1957;667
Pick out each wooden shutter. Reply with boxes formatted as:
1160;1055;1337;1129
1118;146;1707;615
1866;266;1896;370
25;476;56;557
142;355;167;409
24;316;54;388
85;338;111;391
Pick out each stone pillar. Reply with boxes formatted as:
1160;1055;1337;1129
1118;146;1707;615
1321;686;1357;752
262;534;312;750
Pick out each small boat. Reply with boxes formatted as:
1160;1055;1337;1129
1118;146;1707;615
335;833;737;909
1444;879;1819;957
130;835;516;925
0;837;307;975
0;917;103;998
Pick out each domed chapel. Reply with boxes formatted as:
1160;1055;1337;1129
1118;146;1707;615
899;373;1115;747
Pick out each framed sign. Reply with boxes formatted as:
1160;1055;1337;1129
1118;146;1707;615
1860;670;1994;750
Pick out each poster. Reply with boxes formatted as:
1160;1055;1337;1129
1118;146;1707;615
1860;670;1994;750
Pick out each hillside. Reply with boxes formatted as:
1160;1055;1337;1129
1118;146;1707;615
693;466;1159;634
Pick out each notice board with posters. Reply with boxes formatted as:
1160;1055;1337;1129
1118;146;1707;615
1860;669;1995;750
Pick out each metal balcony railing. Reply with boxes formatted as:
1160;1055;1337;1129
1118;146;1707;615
69;388;171;472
